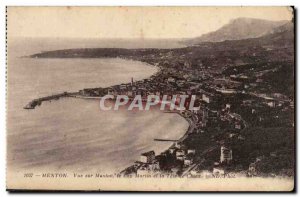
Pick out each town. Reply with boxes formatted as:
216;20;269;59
29;20;294;178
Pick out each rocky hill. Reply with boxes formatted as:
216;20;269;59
185;17;289;45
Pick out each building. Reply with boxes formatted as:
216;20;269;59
202;93;212;103
190;169;199;176
248;163;257;176
187;149;196;155
229;133;237;138
225;103;231;109
140;151;155;163
174;142;182;149
213;167;225;176
215;88;237;94
235;122;242;130
107;88;116;96
177;155;184;161
167;77;176;83
176;150;186;158
169;147;178;154
184;154;194;166
136;161;160;176
136;165;150;176
170;167;180;175
220;146;233;164
148;160;160;171
266;100;276;108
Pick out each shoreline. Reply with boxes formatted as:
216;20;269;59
23;57;160;109
23;36;295;178
21;57;271;178
23;57;194;175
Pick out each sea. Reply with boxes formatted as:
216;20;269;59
7;37;188;174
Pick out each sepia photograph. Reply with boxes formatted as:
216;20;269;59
6;6;295;191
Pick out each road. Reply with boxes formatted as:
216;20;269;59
181;145;218;177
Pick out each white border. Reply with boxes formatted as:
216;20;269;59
1;0;299;6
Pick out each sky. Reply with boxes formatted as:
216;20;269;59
7;6;293;39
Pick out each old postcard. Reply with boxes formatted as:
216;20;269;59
6;6;295;191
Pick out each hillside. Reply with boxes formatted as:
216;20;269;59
185;17;288;45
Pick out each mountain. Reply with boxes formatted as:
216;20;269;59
185;17;289;45
266;21;294;35
255;21;294;46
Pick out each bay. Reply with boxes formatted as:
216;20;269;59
7;38;189;173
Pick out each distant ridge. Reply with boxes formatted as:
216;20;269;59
185;17;289;45
266;21;294;34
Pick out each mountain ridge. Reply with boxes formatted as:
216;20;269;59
185;17;290;45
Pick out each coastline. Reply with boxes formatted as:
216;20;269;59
22;32;295;178
23;58;193;174
23;58;160;109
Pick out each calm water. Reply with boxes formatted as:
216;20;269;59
7;38;188;173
